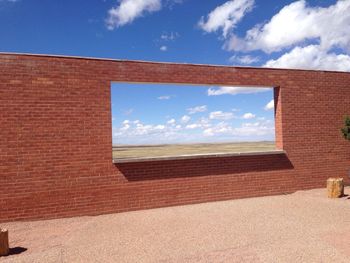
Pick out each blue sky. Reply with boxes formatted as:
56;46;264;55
1;0;349;144
1;0;348;69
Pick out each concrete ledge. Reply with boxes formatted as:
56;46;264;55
113;150;286;163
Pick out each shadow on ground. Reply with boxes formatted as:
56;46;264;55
1;247;27;257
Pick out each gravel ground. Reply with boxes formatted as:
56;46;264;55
1;187;350;263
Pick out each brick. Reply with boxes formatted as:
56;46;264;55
0;53;350;222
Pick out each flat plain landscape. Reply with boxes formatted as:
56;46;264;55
113;141;276;159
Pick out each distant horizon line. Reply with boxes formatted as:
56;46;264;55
112;140;275;147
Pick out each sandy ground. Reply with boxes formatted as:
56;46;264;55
113;141;275;159
1;187;350;263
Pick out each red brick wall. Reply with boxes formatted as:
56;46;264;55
1;53;350;222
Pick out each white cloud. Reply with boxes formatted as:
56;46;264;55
154;124;165;130
157;95;171;100
113;116;275;145
203;119;274;138
209;111;234;120
225;0;350;53
185;117;212;130
229;55;260;64
167;118;176;125
186;123;201;129
208;86;271;96
197;117;212;128
106;0;162;29
135;122;162;135
235;120;275;137
160;31;179;41
106;0;183;29
187;105;207;114
113;119;197;145
198;0;254;37
160;45;168;51
242;113;255;119
264;44;350;72
121;120;131;131
181;115;191;123
123;108;134;115
264;99;274;111
198;0;350;72
203;122;231;136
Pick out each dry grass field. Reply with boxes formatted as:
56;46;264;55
113;141;276;159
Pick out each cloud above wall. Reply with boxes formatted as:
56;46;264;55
160;45;168;51
160;31;180;41
198;0;254;37
229;55;260;65
200;0;350;71
264;45;350;71
225;0;350;53
157;95;172;100
106;0;182;29
106;0;161;29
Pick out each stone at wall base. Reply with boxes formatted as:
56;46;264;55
327;178;344;198
0;228;9;257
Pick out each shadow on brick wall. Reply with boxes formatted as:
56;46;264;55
115;153;294;181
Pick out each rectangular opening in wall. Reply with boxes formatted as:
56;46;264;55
111;83;277;161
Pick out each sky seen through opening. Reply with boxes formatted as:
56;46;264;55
112;83;275;145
